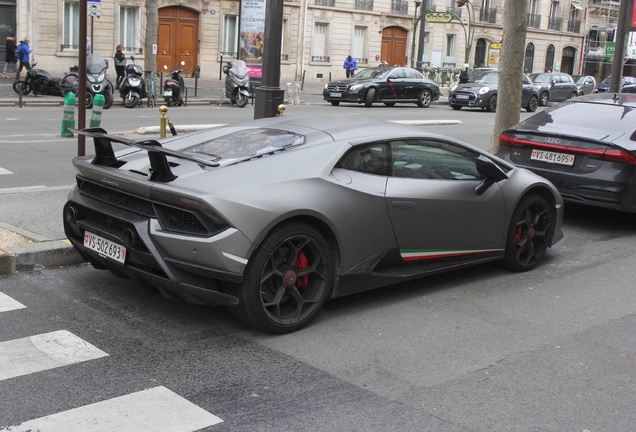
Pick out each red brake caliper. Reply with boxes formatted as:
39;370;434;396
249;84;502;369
295;250;309;288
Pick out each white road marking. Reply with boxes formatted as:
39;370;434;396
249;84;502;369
0;291;26;312
1;386;224;432
0;185;73;194
0;330;108;381
0;167;13;175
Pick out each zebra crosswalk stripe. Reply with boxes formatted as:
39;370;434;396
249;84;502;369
0;330;108;381
1;386;224;432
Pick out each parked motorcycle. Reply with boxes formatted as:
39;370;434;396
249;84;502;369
119;56;147;108
12;63;79;97
223;60;250;108
85;54;114;109
163;63;186;107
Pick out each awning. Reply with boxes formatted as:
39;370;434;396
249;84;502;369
571;1;583;10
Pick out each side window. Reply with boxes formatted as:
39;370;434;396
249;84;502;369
337;143;392;176
391;140;481;180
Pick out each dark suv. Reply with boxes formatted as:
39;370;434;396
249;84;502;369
596;76;636;93
448;71;539;112
528;72;579;106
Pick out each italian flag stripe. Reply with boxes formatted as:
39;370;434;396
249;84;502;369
401;248;503;261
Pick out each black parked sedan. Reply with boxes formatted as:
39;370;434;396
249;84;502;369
323;66;440;108
448;70;539;112
496;93;636;212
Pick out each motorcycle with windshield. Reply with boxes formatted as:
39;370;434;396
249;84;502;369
85;54;114;109
12;63;79;97
223;60;250;108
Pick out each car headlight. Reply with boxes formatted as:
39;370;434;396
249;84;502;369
450;83;458;92
324;83;328;90
478;87;490;94
349;84;363;91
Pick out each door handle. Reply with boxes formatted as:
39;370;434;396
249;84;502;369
392;201;416;209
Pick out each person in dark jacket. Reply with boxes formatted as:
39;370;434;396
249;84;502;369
458;63;470;84
3;34;17;78
15;38;32;81
114;45;126;89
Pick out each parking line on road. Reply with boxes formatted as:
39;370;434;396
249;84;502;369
0;330;108;381
1;386;224;432
0;167;13;175
0;291;26;312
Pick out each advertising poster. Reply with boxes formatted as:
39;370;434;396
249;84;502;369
488;43;502;67
632;0;636;29
240;0;266;77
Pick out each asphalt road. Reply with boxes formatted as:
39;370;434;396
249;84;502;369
2;95;636;431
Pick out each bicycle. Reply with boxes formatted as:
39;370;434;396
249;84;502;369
145;71;157;108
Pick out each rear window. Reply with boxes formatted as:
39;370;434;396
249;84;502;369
523;102;636;135
184;128;305;160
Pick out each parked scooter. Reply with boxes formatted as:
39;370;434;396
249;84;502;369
163;62;186;107
119;56;147;108
86;54;114;109
12;63;79;97
223;60;250;108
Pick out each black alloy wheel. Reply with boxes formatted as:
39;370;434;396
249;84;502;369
539;92;549;106
330;101;340;106
486;94;497;112
503;194;553;272
12;80;31;95
526;95;539;112
234;222;333;333
365;88;376;107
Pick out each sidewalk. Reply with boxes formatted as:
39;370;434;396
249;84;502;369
0;77;451;275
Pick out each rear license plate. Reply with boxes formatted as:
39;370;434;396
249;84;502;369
329;92;342;97
163;90;172;97
455;94;469;99
531;149;575;166
84;231;126;264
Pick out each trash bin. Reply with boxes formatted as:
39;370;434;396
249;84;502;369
249;78;261;100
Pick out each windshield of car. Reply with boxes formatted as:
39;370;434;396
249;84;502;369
472;73;498;84
353;68;389;79
184;128;305;160
601;76;611;84
573;76;585;85
529;73;550;83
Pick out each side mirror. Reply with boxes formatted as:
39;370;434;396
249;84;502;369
551;79;557;86
130;56;135;61
475;155;508;195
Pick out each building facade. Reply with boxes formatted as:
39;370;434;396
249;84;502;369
1;0;633;84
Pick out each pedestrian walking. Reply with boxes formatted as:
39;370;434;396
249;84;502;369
114;45;126;90
2;33;18;78
343;55;357;78
15;38;32;81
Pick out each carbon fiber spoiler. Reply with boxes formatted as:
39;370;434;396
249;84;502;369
71;128;219;182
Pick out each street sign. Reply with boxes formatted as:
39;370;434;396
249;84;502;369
88;0;101;17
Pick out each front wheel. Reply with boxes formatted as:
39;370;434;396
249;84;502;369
231;222;333;333
235;92;248;108
364;88;375;107
59;73;79;96
330;101;340;106
13;80;32;95
502;194;553;272
124;93;139;108
85;92;94;109
539;92;549;106
486;94;497;112
417;89;432;108
103;84;114;109
451;105;462;110
164;96;172;107
526;95;539;112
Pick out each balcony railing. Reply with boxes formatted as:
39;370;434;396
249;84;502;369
568;19;582;33
315;0;335;6
311;55;330;62
548;16;562;31
355;0;373;10
527;13;541;28
447;6;462;18
391;0;409;14
479;7;496;23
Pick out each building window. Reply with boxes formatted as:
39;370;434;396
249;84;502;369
119;6;141;53
391;0;409;14
545;44;555;71
444;34;456;66
524;42;535;73
312;22;329;62
352;26;367;64
223;15;239;57
355;0;373;10
281;18;289;61
528;0;541;28
548;1;562;31
63;1;79;50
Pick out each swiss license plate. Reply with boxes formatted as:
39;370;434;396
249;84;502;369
163;90;172;97
84;231;126;264
531;149;575;166
329;92;342;97
455;94;469;99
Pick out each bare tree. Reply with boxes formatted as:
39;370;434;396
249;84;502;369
488;0;529;154
144;0;158;73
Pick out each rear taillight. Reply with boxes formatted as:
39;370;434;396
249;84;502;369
499;132;636;165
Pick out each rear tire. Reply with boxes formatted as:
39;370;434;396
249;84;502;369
330;101;340;106
451;105;462;110
164;96;172;107
384;102;396;107
365;88;375;107
417;89;432;108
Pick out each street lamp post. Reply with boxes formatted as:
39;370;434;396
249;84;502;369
448;0;475;64
410;0;423;68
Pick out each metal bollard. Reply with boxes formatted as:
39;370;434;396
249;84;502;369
160;105;168;138
277;104;286;116
293;83;301;105
90;94;105;128
285;83;293;105
61;92;76;137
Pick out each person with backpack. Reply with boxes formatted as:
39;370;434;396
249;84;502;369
15;38;32;81
343;55;357;78
2;34;18;79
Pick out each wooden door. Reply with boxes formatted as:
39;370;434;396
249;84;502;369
380;27;407;67
158;7;199;75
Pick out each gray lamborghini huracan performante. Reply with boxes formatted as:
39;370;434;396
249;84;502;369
64;116;564;333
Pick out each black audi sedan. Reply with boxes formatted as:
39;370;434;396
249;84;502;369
323;66;440;108
496;93;636;212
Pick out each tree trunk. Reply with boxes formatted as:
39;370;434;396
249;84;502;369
488;0;529;154
144;0;158;73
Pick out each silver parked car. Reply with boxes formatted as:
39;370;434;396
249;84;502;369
572;75;598;95
64;116;564;333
